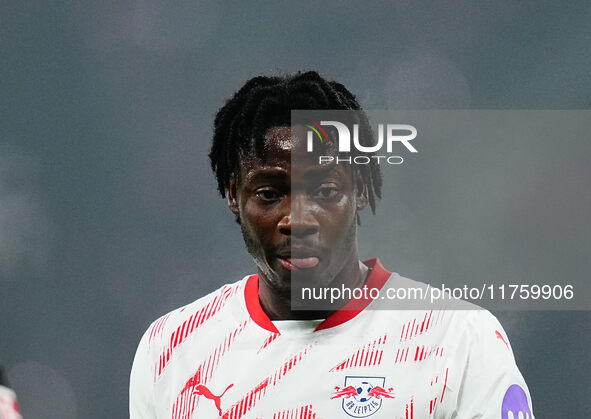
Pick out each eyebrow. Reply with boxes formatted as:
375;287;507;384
244;163;348;184
302;164;346;180
244;168;289;183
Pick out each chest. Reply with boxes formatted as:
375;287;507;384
154;319;461;419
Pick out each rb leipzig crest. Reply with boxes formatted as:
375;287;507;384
331;376;394;417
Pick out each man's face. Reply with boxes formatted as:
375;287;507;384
227;125;368;296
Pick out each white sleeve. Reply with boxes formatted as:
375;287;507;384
130;328;157;419
454;311;535;419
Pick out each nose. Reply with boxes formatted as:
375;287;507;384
277;194;319;238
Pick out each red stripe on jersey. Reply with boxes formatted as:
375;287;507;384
440;368;449;403
365;337;378;366
329;334;387;371
377;349;384;365
221;343;315;418
403;344;442;364
331;359;347;371
272;405;318;419
404;320;411;341
353;348;362;366
425;310;433;331
405;399;415;419
394;346;420;364
179;320;187;343
170;320;250;419
156;283;240;379
401;310;440;344
148;312;172;345
257;332;280;354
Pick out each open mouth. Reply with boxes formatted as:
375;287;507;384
277;256;320;271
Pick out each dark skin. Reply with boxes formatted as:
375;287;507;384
226;125;369;320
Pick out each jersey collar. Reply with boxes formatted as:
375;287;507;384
244;258;391;333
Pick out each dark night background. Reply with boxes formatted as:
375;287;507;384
1;1;590;418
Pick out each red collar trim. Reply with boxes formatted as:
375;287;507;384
244;273;280;333
244;258;391;333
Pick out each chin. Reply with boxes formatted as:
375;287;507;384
265;275;292;299
258;263;290;288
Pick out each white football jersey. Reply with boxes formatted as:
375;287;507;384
130;259;534;419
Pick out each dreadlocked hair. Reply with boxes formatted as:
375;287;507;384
209;71;383;215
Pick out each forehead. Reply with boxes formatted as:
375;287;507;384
259;125;308;160
239;125;348;181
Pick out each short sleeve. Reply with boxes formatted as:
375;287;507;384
453;311;535;419
130;328;157;419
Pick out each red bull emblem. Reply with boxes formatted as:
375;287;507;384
368;386;395;399
331;376;394;417
331;386;359;399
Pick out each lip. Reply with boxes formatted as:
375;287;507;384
276;244;323;271
278;256;320;271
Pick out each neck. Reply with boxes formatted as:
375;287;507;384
258;257;370;321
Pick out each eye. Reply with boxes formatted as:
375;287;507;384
255;188;283;202
313;184;340;200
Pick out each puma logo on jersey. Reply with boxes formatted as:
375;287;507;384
192;383;233;416
495;330;509;349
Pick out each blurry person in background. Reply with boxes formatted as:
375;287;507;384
0;363;22;419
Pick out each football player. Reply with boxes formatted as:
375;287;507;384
130;71;534;418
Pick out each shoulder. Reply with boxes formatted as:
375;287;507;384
141;277;248;351
130;276;249;397
371;266;534;416
447;308;517;358
380;271;515;353
444;310;534;417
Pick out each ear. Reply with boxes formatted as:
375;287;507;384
226;176;240;216
355;170;369;211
